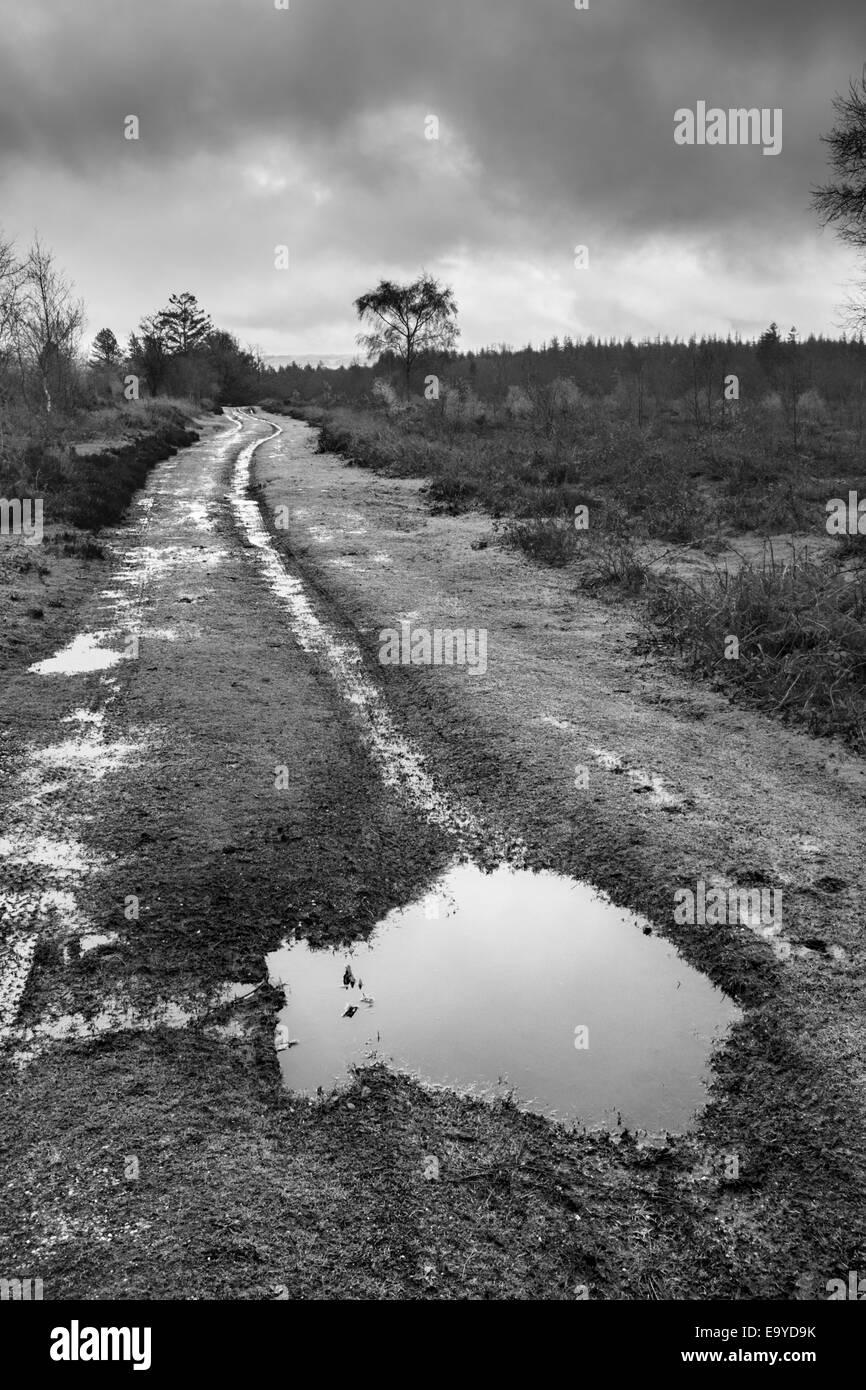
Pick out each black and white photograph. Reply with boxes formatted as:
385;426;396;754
1;0;865;1356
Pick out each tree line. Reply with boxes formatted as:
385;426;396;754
0;230;263;448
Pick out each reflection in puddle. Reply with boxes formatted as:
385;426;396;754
268;863;740;1132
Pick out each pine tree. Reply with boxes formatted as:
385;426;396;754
156;292;213;355
91;327;120;366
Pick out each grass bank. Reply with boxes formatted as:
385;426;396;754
1;398;202;531
0;398;205;671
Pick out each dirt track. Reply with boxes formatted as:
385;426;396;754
0;408;863;1299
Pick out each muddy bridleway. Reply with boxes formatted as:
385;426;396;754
0;409;468;1056
0;409;726;1121
0;409;490;1297
0;408;863;1299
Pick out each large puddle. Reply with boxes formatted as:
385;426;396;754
268;863;739;1132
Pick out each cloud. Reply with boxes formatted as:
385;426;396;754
0;0;862;350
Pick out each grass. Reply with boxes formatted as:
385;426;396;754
285;398;844;542
274;393;866;750
646;549;866;745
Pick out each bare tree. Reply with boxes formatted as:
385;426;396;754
17;237;85;413
0;232;23;446
0;233;21;357
355;273;459;394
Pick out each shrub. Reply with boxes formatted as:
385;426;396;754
586;536;650;591
646;551;866;746
501;516;579;566
505;385;534;420
371;378;401;413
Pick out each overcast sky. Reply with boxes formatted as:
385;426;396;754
1;0;864;356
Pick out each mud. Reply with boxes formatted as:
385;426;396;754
0;408;863;1300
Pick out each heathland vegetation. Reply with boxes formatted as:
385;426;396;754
263;328;866;751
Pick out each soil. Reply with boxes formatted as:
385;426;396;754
0;408;862;1300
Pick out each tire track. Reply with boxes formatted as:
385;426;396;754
227;409;525;866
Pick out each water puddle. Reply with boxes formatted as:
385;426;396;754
77;932;120;955
63;709;105;728
30;734;143;779
268;862;739;1132
29;632;127;676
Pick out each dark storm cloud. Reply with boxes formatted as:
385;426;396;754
0;0;863;347
2;1;862;211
